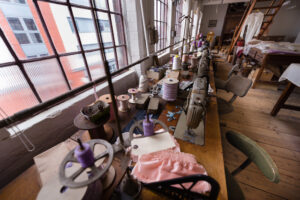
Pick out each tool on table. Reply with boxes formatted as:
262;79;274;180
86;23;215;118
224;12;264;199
128;88;139;104
174;49;210;146
143;174;220;200
117;94;130;112
166;109;182;122
74;100;114;141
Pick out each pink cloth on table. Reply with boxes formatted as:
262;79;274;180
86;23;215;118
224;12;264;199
132;150;211;194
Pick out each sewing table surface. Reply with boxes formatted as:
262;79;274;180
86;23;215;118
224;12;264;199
0;63;227;200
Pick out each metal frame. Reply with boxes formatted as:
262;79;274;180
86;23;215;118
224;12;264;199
154;0;168;52
0;40;182;128
0;0;128;111
174;1;183;43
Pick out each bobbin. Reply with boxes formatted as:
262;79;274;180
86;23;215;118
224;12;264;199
117;94;130;112
162;78;179;102
128;88;138;104
99;94;116;121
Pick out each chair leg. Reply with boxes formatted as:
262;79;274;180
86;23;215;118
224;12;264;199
228;95;237;104
231;158;252;176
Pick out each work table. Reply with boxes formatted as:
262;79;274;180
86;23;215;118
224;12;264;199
0;60;228;200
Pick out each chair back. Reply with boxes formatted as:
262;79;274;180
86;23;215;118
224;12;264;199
226;131;280;183
226;75;252;97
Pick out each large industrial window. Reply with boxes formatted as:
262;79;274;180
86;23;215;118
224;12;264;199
154;0;168;53
174;1;182;44
0;0;128;119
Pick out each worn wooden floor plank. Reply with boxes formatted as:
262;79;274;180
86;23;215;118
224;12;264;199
215;59;300;200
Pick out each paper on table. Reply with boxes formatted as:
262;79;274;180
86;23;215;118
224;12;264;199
131;132;176;157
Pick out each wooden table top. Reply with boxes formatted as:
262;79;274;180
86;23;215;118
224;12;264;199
141;63;228;200
0;62;227;200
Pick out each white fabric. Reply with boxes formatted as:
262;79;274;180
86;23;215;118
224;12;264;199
240;12;264;44
279;63;300;87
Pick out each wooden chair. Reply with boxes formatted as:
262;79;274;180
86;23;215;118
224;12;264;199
216;75;252;114
225;130;280;200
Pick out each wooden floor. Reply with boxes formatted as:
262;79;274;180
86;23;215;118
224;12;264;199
215;59;300;200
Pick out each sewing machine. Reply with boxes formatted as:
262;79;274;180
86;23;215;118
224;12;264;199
174;49;210;145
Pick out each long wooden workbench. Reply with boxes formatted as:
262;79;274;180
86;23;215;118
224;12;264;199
0;62;227;200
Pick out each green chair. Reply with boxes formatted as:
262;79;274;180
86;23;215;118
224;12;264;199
225;130;280;200
216;75;252;114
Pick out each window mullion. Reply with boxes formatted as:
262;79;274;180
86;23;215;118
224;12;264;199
118;0;128;66
106;0;119;70
33;0;71;90
66;0;92;82
0;28;42;103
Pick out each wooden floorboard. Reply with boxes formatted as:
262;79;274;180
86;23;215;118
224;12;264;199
215;59;300;200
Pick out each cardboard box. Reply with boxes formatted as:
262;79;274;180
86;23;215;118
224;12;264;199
147;67;166;80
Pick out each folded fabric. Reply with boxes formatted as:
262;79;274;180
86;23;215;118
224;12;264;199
132;150;211;194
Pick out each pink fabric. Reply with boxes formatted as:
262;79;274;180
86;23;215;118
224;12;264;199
132;150;211;194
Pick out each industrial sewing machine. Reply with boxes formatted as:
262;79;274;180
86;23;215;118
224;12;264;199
174;48;210;145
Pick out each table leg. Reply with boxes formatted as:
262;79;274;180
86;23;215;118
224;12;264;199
252;57;266;89
271;82;295;116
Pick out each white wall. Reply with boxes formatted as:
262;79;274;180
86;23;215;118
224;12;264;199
268;0;300;42
200;4;228;36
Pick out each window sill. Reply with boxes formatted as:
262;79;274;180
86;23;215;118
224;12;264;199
6;70;136;136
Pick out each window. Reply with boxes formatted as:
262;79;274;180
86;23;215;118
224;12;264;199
174;1;182;43
15;33;30;44
30;33;42;43
154;0;168;53
7;17;24;30
0;0;128;118
23;18;37;30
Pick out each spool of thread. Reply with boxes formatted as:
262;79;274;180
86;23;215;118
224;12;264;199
182;54;189;63
75;139;95;168
162;78;179;101
128;88;138;104
191;57;198;67
99;94;115;121
172;55;181;70
143;114;154;136
117;94;130;112
138;75;149;92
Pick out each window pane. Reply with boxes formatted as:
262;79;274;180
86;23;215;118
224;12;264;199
72;7;99;50
23;18;37;30
7;17;23;31
15;33;30;44
85;51;105;80
116;46;127;69
1;1;52;59
0;65;38;118
60;54;89;89
95;0;107;10
30;33;43;43
97;12;112;46
24;58;69;101
108;0;121;13
111;14;125;45
0;37;14;63
104;48;116;72
70;0;90;7
39;2;79;54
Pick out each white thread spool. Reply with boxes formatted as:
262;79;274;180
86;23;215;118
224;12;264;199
162;78;179;101
183;44;189;54
128;88;138;104
172;55;181;70
138;75;149;92
117;94;130;112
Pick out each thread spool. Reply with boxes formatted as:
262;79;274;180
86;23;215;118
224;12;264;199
128;88;138;104
191;57;198;67
143;113;154;136
172;55;181;70
162;78;179;101
75;139;95;168
138;75;149;92
117;94;130;112
182;54;189;63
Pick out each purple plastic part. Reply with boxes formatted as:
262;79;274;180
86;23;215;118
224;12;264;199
143;119;155;136
74;143;95;168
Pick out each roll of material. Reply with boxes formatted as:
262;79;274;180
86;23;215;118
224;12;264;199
138;75;149;92
143;119;154;136
162;78;179;101
117;94;130;112
74;143;95;168
182;54;189;63
172;56;181;70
